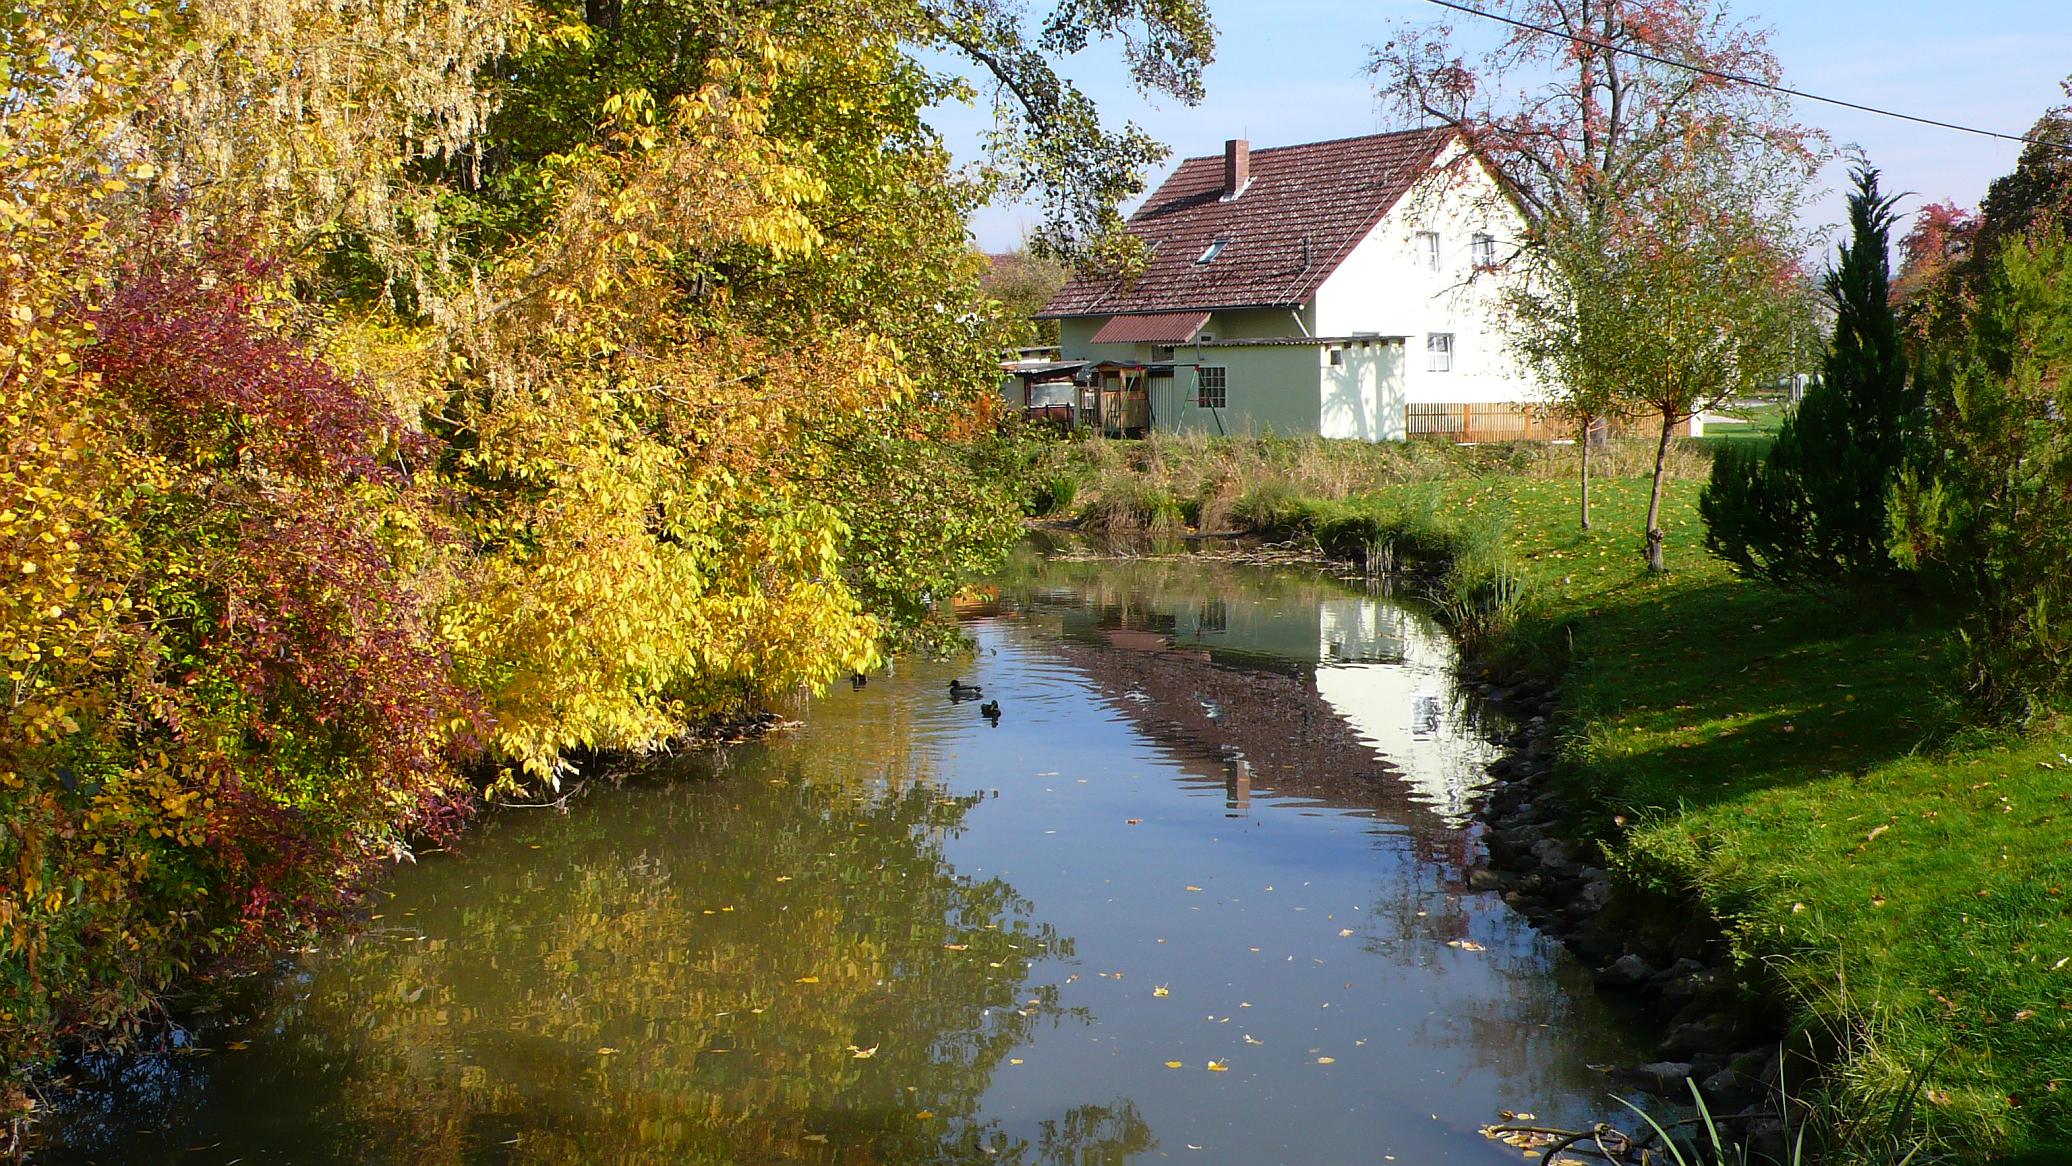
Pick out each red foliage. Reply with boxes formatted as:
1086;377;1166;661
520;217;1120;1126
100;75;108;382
88;240;423;483
1892;200;1980;324
79;235;477;948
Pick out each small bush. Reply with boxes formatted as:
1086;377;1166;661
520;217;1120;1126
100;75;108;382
1031;471;1080;516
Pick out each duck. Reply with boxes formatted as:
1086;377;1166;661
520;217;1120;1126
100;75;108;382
979;699;1001;721
850;672;868;690
948;679;983;700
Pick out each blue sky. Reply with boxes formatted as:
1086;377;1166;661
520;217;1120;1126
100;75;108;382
936;1;2072;254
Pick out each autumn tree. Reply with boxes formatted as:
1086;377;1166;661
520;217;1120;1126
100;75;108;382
0;0;1216;1078
1372;0;1821;553
983;247;1074;347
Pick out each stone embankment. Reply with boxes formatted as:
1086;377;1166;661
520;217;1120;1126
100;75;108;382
1463;674;1796;1155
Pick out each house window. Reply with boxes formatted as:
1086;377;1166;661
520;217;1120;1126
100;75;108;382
1328;347;1344;367
1417;231;1441;271
1427;333;1454;372
1196;366;1227;408
1472;232;1497;267
1198;237;1229;263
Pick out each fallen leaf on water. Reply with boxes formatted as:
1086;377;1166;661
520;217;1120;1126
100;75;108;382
1066;973;1081;983
848;1044;878;1059
1205;1061;1228;1072
914;1111;935;1120
1165;1060;1184;1069
943;943;968;951
1316;1057;1335;1065
1337;928;1354;937
1446;940;1486;952
1185;885;1203;892
223;1041;249;1051
598;1047;619;1055
1009;1058;1024;1065
1153;985;1170;998
1126;818;1143;825
802;1133;829;1144
1243;1034;1263;1045
795;976;820;984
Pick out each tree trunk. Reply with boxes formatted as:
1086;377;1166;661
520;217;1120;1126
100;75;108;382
1578;412;1593;530
1644;410;1674;573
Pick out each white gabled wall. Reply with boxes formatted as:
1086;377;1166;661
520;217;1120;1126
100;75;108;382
1311;141;1546;411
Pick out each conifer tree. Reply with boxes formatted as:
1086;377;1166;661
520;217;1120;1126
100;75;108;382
1701;163;1918;586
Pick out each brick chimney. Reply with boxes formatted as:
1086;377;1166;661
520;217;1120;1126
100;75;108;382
1223;138;1249;199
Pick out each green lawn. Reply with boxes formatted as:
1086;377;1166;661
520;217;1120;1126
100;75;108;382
1326;473;2072;1162
1692;397;1792;453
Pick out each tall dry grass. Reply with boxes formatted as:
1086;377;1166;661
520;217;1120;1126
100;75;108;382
1027;431;1712;535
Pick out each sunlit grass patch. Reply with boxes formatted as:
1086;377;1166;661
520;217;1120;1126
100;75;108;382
1352;474;2072;1162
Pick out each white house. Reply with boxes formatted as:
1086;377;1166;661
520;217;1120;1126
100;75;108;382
1036;129;1550;441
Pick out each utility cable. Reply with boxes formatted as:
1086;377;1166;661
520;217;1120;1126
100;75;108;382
1422;0;2062;151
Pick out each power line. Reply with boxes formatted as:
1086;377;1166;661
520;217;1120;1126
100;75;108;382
1422;0;2058;151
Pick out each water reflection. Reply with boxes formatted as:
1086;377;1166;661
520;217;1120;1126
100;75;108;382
47;548;1652;1165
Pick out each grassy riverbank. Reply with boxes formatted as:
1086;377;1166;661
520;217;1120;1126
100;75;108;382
1030;434;2072;1163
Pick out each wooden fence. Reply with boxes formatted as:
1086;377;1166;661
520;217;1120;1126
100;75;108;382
1404;402;1570;442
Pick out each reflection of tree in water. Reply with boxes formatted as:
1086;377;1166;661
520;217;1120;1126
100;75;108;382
50;719;1148;1166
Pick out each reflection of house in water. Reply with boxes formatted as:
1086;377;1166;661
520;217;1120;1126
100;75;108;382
1069;591;1415;676
1311;606;1500;824
1011;571;1500;838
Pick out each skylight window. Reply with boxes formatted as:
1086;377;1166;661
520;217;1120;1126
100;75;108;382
1197;237;1229;263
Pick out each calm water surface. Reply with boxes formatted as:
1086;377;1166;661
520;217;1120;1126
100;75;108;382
49;552;1654;1164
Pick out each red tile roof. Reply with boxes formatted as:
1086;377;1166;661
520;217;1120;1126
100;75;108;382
1088;310;1211;344
1040;128;1457;318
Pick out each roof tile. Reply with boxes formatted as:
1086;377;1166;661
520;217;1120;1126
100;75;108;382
1042;128;1456;318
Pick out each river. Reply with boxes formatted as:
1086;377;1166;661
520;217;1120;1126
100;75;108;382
45;549;1656;1164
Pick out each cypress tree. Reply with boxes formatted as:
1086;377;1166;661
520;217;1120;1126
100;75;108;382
1701;163;1919;586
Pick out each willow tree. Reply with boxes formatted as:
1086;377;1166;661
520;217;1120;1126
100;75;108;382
1372;0;1821;540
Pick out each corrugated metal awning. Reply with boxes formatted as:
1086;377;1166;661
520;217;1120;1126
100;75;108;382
1089;311;1211;345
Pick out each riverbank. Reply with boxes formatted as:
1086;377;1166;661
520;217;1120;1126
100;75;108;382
1025;435;2072;1163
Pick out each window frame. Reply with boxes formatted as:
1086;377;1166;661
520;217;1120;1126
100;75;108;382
1195;365;1228;408
1471;232;1497;268
1426;333;1454;373
1417;230;1441;272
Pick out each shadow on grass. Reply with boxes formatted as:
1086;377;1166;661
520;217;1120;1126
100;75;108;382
1539;577;1958;818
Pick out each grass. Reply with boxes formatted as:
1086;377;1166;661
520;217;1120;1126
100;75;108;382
1025;432;2072;1162
1334;476;2072;1163
1694;396;1793;453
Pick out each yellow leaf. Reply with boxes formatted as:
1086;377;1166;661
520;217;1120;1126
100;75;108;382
1164;1060;1184;1070
1206;1060;1228;1072
1153;985;1170;998
795;975;819;984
